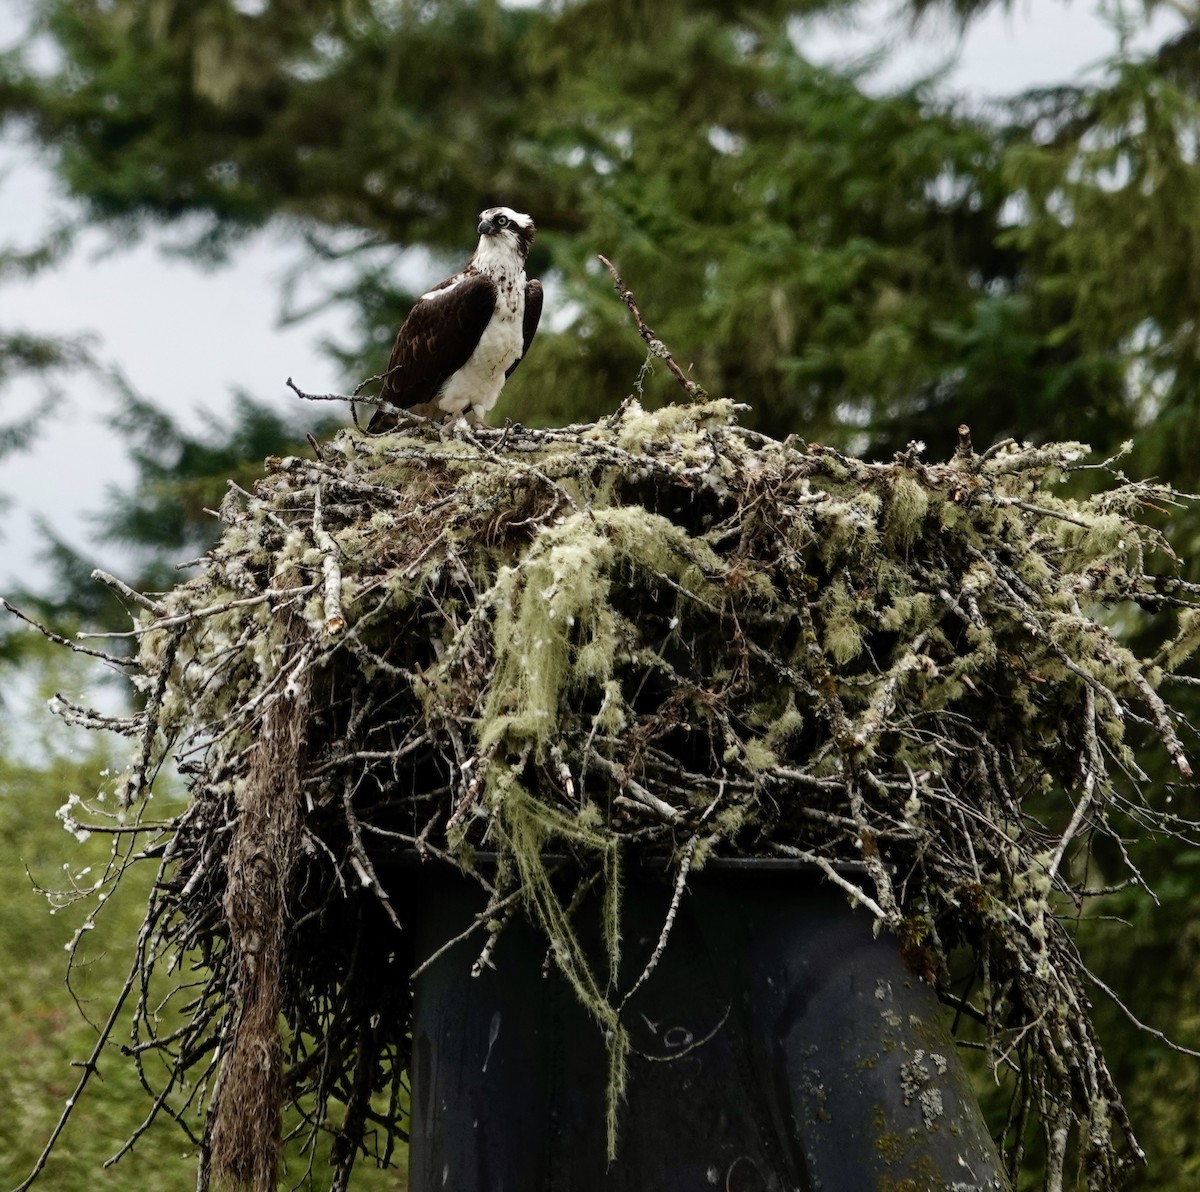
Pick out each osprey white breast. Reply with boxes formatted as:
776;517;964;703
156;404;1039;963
435;284;527;422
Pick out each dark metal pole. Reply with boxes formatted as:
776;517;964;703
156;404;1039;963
408;859;1008;1191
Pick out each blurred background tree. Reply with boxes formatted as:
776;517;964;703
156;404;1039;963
4;0;1200;578
2;0;1200;1186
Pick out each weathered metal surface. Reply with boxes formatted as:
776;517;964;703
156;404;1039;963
408;860;1008;1191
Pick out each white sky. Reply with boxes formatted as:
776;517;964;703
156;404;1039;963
0;0;1184;597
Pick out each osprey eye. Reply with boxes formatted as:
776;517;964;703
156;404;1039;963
495;214;509;227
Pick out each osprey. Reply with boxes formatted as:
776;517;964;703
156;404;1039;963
368;206;543;431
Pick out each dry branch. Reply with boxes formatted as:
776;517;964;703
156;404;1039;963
598;254;707;402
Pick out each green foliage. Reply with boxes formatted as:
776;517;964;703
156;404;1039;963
0;317;91;653
1001;42;1200;483
0;642;407;1190
0;212;91;559
2;0;1196;459
0;645;188;1191
101;386;340;565
0;218;86;401
1086;858;1200;1190
6;385;343;639
0;795;192;1192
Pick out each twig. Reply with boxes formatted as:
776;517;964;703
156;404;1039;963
48;693;143;736
472;897;520;977
2;597;133;666
286;377;365;406
619;836;699;1010
770;845;892;922
597;254;707;401
592;755;680;821
10;949;144;1192
411;885;526;980
76;584;318;638
90;569;166;615
1045;686;1102;890
313;486;346;636
341;781;402;930
637;1003;732;1063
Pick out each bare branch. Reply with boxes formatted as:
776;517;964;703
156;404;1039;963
598;254;707;402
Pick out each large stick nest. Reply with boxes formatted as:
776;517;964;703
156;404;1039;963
41;399;1200;1190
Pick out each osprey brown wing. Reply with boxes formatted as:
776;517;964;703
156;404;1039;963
505;278;544;380
369;273;497;431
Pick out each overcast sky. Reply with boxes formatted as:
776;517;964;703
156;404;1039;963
0;0;1184;597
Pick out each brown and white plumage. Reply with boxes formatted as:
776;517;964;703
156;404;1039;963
368;206;543;431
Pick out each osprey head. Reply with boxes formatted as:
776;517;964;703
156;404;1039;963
476;206;536;260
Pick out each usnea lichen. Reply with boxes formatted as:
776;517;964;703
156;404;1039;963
33;399;1200;1190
